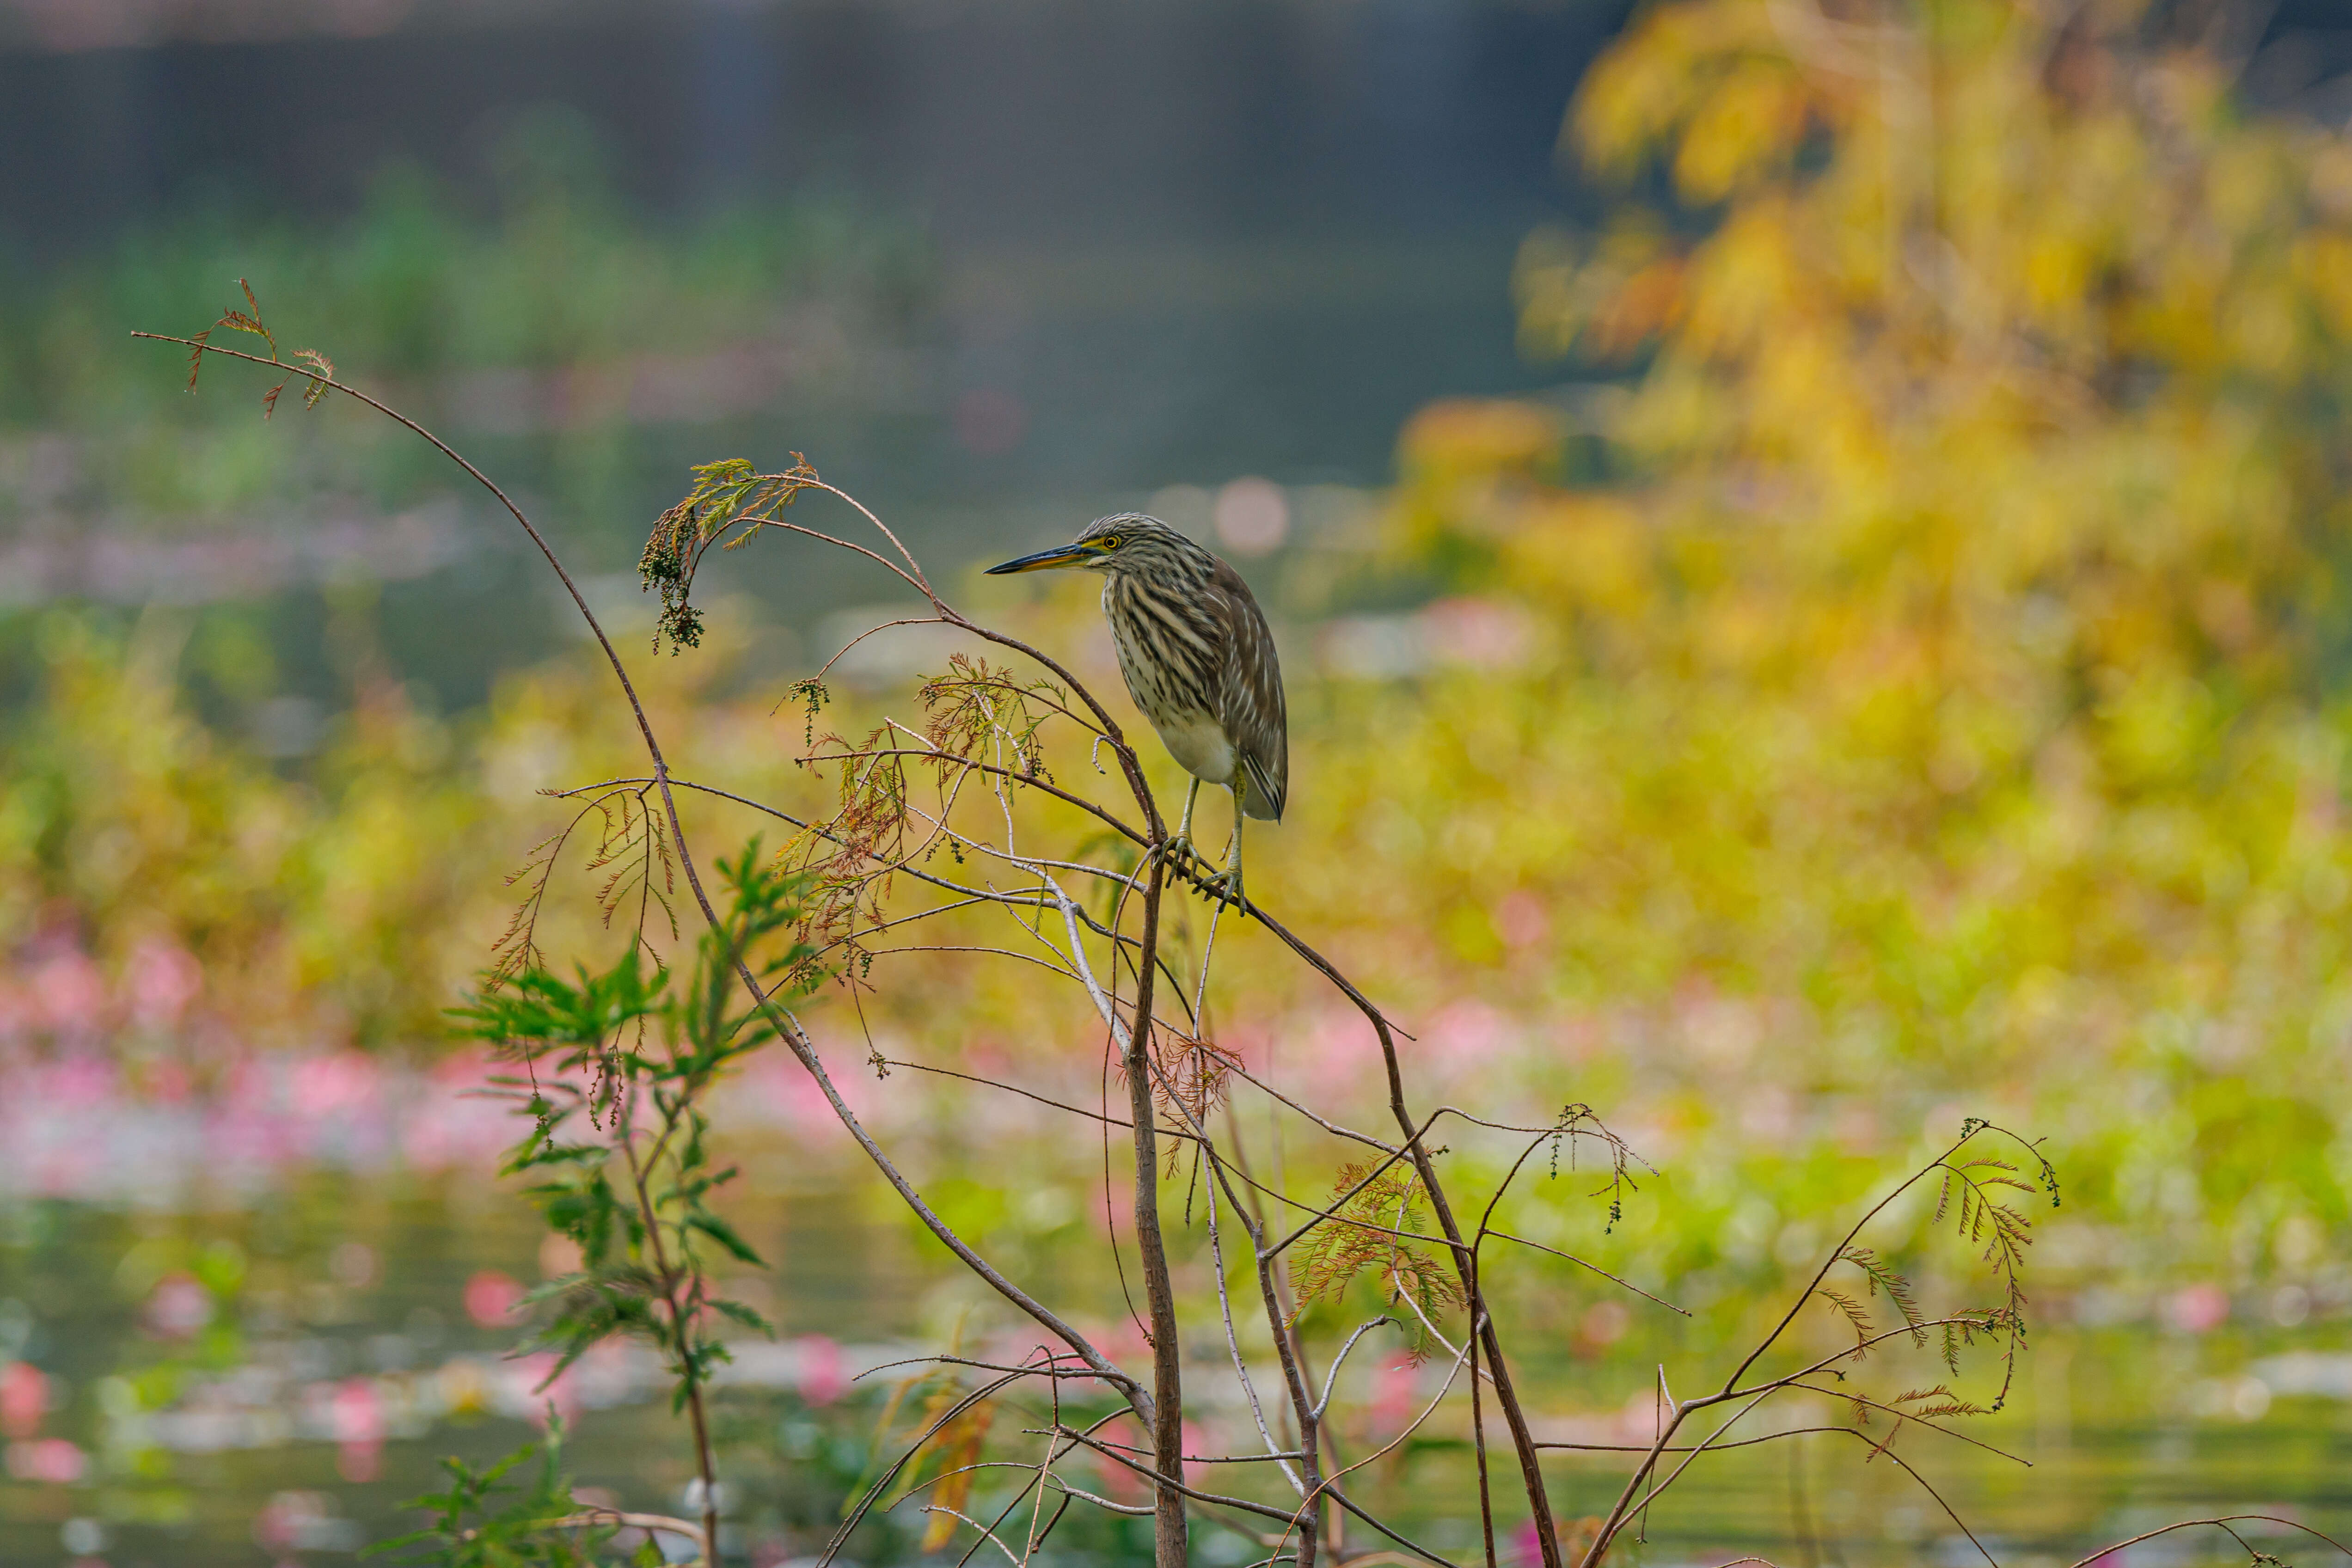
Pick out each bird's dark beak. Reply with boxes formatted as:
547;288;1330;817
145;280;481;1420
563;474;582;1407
985;544;1092;575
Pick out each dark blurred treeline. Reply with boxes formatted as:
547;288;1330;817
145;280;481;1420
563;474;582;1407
10;0;2352;263
1;0;1632;255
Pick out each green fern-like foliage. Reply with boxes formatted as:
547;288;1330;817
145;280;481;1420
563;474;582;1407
1291;1161;1465;1356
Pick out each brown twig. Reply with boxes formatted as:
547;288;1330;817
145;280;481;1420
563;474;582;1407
2068;1515;2352;1568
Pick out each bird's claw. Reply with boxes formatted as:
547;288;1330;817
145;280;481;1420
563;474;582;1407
1154;834;1207;874
1200;867;1247;917
1153;833;1245;916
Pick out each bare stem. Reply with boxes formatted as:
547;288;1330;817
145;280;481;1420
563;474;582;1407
615;1094;720;1567
1121;855;1191;1568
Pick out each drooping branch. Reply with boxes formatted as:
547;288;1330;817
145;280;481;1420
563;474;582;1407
148;331;1158;1443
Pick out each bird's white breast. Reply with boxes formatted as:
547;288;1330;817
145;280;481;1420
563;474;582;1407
1151;711;1237;786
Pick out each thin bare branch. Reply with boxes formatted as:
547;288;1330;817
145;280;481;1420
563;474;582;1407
2069;1516;2352;1568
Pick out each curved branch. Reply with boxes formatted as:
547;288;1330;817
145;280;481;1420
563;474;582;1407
2069;1516;2352;1568
147;337;1153;1443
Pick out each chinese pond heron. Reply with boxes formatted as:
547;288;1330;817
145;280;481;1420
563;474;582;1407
987;512;1287;910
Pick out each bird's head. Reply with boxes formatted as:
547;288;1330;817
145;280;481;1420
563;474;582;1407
985;514;1207;581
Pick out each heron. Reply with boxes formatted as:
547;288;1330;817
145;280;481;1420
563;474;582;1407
987;513;1287;911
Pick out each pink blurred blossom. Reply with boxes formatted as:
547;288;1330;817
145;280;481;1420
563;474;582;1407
0;1043;567;1203
795;1335;847;1406
1427;999;1513;1077
1833;1099;1883;1155
146;1273;215;1340
195;1051;304;1177
1550;1013;1605;1066
1495;890;1550;950
254;1490;335;1552
0;1362;49;1439
1219;1018;1275;1066
3;1437;86;1483
1371;1358;1418;1432
29;1139;103;1199
463;1270;523;1328
400;1054;512;1172
2165;1283;2231;1335
290;1052;379;1120
145;1057;194;1103
329;1378;385;1482
1086;1413;1149;1504
45;1051;118;1107
736;1051;876;1137
1424;597;1535;668
506;1354;580;1429
126;940;202;1029
1574;1300;1631;1359
31;952;107;1035
31;949;107;1034
1096;1318;1153;1375
1739;1087;1797;1142
1178;1420;1206;1484
1298;1006;1377;1084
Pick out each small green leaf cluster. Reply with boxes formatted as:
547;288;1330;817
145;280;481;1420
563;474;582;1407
411;842;817;1563
460;844;814;1406
369;1417;639;1568
183;278;339;418
639;457;823;655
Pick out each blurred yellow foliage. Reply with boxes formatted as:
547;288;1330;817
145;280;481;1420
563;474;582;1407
0;614;485;1054
0;609;765;1060
1332;0;2352;1262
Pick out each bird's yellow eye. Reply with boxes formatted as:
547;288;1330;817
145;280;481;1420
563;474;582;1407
1096;534;1123;551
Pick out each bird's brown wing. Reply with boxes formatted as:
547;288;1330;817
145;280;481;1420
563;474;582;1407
1209;557;1288;821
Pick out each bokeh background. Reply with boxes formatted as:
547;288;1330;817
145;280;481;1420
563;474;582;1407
7;0;2352;1563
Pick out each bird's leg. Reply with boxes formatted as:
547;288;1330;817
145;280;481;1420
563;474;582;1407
1204;777;1247;914
1160;777;1204;873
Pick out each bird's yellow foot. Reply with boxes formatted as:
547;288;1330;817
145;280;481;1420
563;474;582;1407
1200;867;1247;916
1155;834;1209;876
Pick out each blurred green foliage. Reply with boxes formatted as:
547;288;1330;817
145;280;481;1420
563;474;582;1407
7;108;925;411
0;108;928;528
